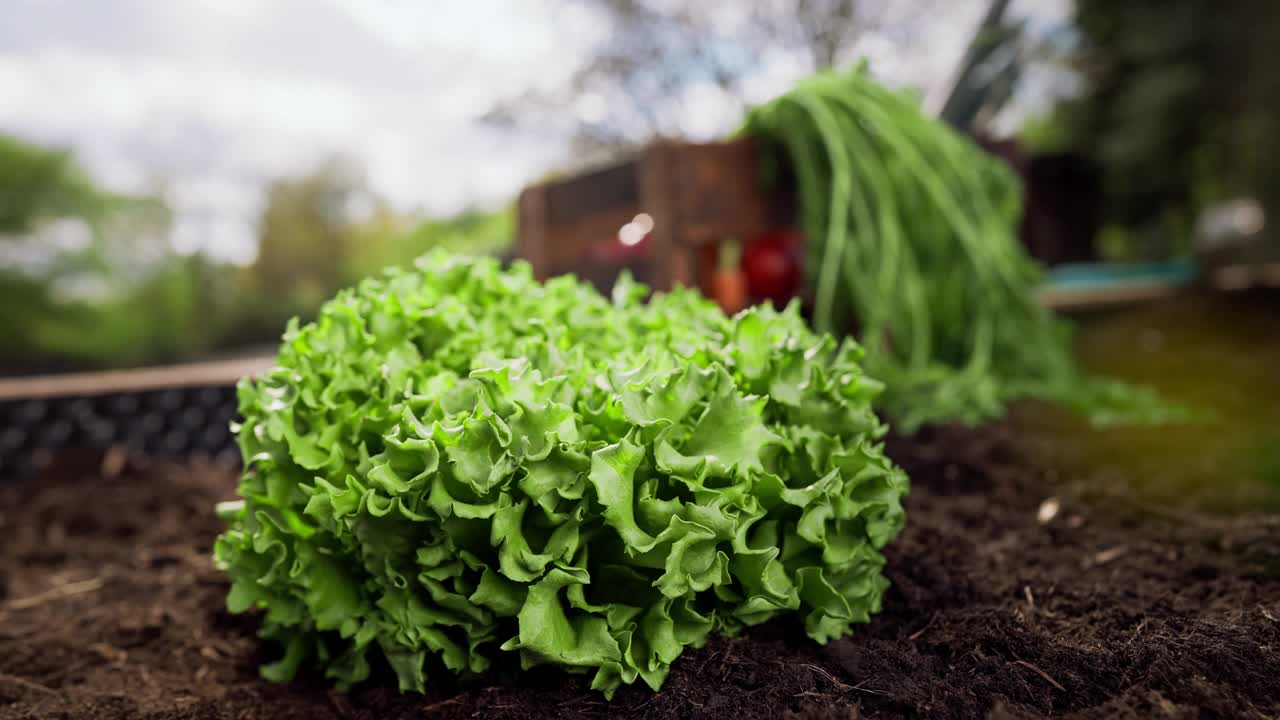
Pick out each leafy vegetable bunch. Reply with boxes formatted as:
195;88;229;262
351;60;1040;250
743;67;1187;430
215;252;908;697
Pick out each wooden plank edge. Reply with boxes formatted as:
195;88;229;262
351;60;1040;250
0;355;277;402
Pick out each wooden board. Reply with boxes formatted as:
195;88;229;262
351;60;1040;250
0;356;275;402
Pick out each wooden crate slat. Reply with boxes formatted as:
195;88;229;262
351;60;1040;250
544;162;639;224
516;138;786;296
0;356;275;402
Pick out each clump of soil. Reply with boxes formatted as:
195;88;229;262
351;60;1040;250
1;425;1277;719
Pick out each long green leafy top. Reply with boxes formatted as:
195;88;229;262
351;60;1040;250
215;252;908;697
742;68;1187;430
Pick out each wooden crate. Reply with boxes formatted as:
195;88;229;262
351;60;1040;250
516;137;1198;314
515;138;791;296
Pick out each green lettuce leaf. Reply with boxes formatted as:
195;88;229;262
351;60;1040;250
214;252;908;698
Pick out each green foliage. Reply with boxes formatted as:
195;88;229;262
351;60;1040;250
350;206;514;281
2;136;516;371
401;207;513;259
0;131;211;370
248;155;514;343
1;253;235;369
1041;0;1280;259
1059;0;1220;233
1017;112;1073;155
742;67;1187;430
0;133;107;233
215;252;907;697
251;158;366;318
0;268;98;363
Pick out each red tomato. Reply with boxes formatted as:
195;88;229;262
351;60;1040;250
742;229;802;303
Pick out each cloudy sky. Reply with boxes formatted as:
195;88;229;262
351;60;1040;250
0;0;1068;265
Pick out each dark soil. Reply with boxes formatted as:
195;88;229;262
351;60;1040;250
1;425;1278;720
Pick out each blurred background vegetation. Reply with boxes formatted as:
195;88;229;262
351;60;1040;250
3;0;1277;373
1018;0;1280;262
0;133;513;372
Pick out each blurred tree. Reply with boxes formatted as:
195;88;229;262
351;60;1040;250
0;133;106;234
1;133;119;369
345;202;408;281
484;0;932;167
0;131;245;371
121;252;232;361
1041;0;1280;260
347;204;515;281
1065;0;1219;258
2;136;520;372
398;207;514;260
250;155;367;317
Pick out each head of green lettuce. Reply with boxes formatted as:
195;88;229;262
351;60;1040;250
214;251;908;698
